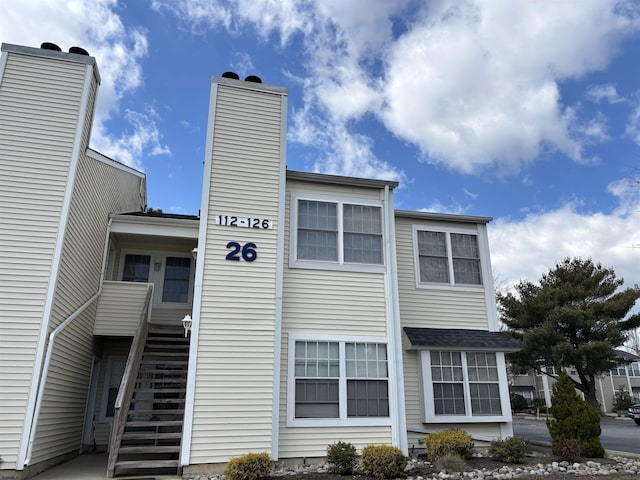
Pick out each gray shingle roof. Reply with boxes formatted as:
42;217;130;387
403;327;522;352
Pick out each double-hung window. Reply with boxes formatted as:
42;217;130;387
289;335;390;426
420;350;509;422
415;227;482;287
292;195;384;271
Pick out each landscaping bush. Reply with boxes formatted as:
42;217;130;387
434;453;468;473
552;438;582;463
224;452;272;480
489;436;530;463
510;392;529;413
612;385;634;414
360;445;407;479
423;429;474;461
326;441;358;475
546;371;604;458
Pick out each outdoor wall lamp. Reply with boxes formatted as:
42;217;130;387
154;259;162;272
182;314;192;337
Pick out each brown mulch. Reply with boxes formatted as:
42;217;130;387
276;447;639;479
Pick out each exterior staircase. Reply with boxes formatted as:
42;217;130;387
110;325;189;477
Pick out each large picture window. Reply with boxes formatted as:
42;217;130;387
421;350;508;422
289;335;390;426
293;195;383;270
415;229;482;286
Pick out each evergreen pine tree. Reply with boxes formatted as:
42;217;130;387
546;371;604;458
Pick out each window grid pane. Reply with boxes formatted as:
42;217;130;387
451;234;482;285
297;200;338;261
417;231;449;283
162;257;191;302
466;352;502;416
347;380;389;417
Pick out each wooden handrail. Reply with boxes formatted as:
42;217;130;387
106;284;153;478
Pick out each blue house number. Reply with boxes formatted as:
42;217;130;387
226;242;257;262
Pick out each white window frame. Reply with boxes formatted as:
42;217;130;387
289;192;385;273
418;350;511;423
100;355;127;422
119;249;195;308
412;224;487;292
287;333;391;427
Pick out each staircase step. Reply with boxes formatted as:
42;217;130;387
115;459;179;469
131;397;185;404
134;388;186;394
142;351;189;357
139;360;188;366
127;409;184;416
118;445;180;454
122;431;182;440
135;377;186;384
126;420;183;428
137;368;187;374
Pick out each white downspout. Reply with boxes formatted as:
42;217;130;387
23;217;113;465
383;185;407;453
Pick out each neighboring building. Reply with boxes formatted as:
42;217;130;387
0;42;520;479
508;350;640;412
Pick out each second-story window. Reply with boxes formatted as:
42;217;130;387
416;230;482;286
162;257;191;303
293;196;383;270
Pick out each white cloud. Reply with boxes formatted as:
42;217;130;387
624;97;640;146
489;179;640;292
380;0;640;173
586;84;626;104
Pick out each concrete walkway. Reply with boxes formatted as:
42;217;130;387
31;453;180;480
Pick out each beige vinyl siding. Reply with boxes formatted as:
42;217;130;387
0;52;92;469
283;270;387;334
395;217;489;330
190;83;285;463
30;150;144;464
93;282;151;336
286;179;383;201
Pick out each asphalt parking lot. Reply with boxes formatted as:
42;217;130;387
512;414;640;456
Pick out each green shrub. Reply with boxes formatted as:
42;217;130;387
489;436;530;463
326;441;358;475
360;445;407;479
612;385;634;413
510;393;529;412
434;453;468;473
546;371;604;458
423;429;474;461
552;438;582;463
224;452;272;480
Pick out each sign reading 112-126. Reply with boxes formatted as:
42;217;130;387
215;215;272;229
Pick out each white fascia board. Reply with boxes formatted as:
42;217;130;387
110;215;199;238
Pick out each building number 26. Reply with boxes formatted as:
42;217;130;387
225;242;257;262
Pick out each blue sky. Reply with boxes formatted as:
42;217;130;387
2;0;640;293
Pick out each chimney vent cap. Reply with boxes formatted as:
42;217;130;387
245;75;262;83
41;42;62;51
68;46;89;56
221;71;240;80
